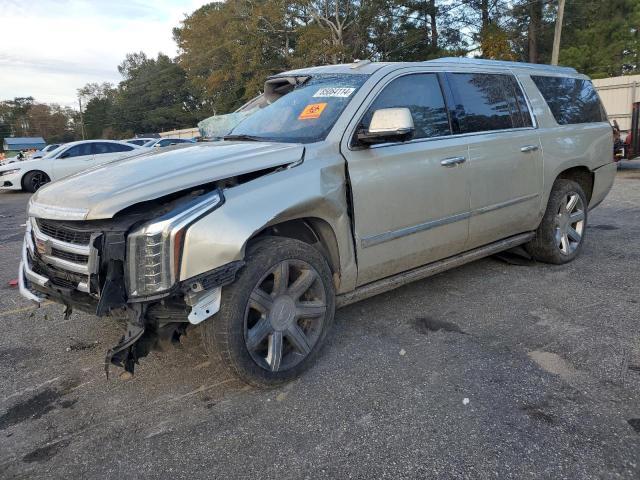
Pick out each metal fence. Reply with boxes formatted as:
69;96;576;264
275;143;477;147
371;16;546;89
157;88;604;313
593;75;640;131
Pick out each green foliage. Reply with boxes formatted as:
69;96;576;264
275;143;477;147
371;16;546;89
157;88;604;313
0;97;78;149
3;0;639;142
558;0;640;78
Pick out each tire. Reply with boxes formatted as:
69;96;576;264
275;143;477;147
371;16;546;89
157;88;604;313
201;236;336;387
526;179;588;264
22;171;50;193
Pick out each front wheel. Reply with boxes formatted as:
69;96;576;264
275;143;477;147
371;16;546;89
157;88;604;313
201;237;336;387
526;179;588;264
22;171;50;193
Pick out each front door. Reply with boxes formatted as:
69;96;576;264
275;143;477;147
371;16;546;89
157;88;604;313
52;143;95;180
341;71;471;286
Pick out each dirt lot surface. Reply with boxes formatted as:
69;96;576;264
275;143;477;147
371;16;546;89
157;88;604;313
1;165;640;479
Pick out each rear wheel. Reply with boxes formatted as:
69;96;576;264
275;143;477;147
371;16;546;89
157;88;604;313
201;237;335;387
526;179;587;264
22;171;50;193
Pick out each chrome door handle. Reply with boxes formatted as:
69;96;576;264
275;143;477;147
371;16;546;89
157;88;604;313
520;145;539;153
440;156;466;167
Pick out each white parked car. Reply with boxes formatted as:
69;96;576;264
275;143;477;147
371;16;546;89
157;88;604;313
142;137;196;148
0;140;142;192
31;143;63;160
125;137;157;147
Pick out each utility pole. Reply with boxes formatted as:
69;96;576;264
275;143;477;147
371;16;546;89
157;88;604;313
78;96;86;140
551;0;566;66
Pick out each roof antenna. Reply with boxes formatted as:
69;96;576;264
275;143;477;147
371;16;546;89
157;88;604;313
350;59;372;69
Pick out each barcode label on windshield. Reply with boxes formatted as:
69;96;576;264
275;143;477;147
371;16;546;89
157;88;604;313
313;88;356;98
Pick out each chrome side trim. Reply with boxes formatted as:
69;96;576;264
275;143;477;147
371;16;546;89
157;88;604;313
339;232;535;308
361;211;471;248
472;193;539;216
361;194;539;248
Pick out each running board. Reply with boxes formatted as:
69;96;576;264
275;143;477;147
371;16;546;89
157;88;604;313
336;232;535;308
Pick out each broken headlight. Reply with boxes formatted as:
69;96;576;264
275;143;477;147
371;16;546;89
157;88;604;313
126;190;223;298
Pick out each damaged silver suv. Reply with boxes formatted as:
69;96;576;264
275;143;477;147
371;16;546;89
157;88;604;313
19;58;615;386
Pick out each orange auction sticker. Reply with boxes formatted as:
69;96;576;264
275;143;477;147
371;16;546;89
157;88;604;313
298;102;327;120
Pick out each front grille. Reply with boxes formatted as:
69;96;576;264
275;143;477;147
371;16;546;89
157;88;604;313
29;218;100;294
31;257;79;290
50;248;89;264
37;219;92;245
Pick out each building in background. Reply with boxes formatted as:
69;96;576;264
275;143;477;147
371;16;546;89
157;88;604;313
158;127;199;140
2;137;46;154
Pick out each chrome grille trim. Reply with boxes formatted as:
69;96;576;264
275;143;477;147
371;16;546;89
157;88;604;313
31;218;91;256
37;218;92;245
26;217;100;293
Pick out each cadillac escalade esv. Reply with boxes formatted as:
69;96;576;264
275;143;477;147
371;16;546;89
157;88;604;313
19;58;616;386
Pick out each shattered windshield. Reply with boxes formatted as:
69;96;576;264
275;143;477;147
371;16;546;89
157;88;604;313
228;73;370;144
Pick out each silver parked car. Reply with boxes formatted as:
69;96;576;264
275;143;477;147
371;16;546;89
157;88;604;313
19;58;615;386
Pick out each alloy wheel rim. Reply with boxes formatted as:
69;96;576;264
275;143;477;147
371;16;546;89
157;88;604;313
244;259;327;372
31;173;48;190
554;192;585;255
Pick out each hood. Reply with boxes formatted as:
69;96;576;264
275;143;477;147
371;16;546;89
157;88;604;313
0;158;39;170
29;141;304;220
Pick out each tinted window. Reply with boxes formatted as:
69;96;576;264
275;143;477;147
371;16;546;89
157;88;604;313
109;143;134;152
364;73;450;140
62;143;92;158
158;139;173;147
531;76;606;125
92;142;113;155
447;73;533;133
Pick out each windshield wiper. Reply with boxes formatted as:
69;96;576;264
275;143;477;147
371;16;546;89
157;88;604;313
223;134;266;142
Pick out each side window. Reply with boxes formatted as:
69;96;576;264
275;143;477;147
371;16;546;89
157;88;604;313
158;139;172;147
531;76;606;125
363;73;451;140
109;143;134;152
504;76;533;128
92;142;112;155
61;143;92;158
447;73;532;133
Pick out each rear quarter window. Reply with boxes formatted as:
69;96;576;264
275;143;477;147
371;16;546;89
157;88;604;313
531;76;606;125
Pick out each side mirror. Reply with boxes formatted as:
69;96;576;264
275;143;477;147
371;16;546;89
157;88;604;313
356;107;414;146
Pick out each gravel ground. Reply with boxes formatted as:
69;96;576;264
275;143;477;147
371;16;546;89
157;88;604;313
1;165;639;479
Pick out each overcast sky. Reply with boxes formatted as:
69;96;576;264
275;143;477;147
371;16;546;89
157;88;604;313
0;0;210;107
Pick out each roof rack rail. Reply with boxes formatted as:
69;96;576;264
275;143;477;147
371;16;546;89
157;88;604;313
424;57;578;74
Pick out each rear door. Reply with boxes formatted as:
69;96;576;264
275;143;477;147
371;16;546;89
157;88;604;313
94;142;137;163
52;143;95;179
341;70;470;286
443;72;543;249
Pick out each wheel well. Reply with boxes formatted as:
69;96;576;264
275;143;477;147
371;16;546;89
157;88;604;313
249;218;341;275
557;167;593;202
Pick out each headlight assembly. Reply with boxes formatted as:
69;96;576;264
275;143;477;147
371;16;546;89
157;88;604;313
0;169;20;176
126;190;223;298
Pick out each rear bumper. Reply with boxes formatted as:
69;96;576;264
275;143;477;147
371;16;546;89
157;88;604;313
589;162;616;210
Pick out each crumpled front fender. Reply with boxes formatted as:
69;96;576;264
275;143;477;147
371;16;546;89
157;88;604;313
179;152;357;293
